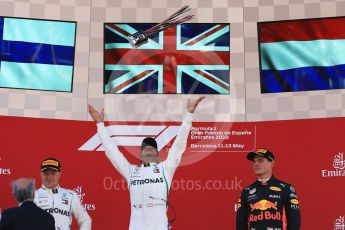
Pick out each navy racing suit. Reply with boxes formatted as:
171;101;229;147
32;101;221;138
236;177;301;230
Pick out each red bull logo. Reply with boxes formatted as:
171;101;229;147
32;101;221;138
250;199;277;211
249;211;281;222
249;199;281;222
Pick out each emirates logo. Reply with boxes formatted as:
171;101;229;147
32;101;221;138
73;186;96;211
333;153;345;170
321;152;345;177
334;216;345;230
74;186;85;203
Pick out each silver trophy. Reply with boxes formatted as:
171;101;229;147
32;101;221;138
128;5;194;47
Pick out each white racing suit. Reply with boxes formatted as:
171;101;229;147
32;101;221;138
34;185;92;230
97;112;193;230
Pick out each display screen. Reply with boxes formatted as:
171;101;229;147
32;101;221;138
258;17;345;93
104;23;230;94
0;17;76;92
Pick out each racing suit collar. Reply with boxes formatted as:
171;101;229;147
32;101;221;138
142;162;158;167
257;176;275;186
42;184;61;193
258;176;271;182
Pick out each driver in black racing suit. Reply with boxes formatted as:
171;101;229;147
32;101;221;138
236;148;301;230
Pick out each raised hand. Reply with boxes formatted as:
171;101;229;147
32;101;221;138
187;96;205;113
88;104;104;123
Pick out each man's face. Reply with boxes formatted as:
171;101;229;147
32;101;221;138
41;169;61;189
140;146;158;163
252;155;274;177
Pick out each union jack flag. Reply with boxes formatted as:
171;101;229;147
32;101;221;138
104;23;230;94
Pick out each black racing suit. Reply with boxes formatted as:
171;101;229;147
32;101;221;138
236;177;301;230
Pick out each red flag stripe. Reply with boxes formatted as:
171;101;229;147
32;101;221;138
184;24;228;46
110;70;154;93
104;49;230;66
194;70;228;90
259;17;345;43
107;24;132;37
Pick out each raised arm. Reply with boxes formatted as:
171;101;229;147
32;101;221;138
164;97;205;176
88;105;131;181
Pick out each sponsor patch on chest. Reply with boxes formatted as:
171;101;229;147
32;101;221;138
131;177;164;186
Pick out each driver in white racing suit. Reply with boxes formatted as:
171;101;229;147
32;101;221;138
88;97;205;230
34;158;92;230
